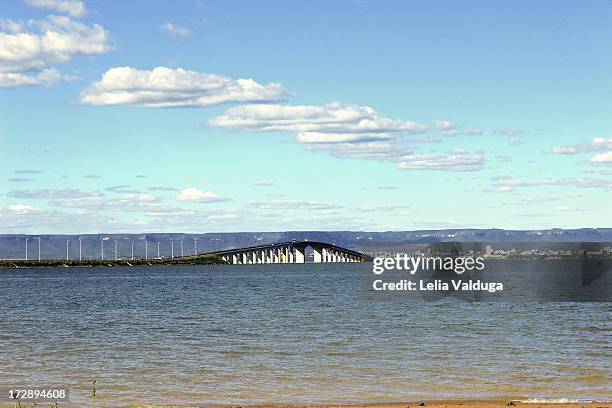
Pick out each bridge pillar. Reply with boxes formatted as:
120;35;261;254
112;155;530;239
288;247;294;263
313;246;323;263
294;246;305;263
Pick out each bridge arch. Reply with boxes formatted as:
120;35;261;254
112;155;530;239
207;240;368;265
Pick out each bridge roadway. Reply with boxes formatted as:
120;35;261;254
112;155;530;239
204;240;369;264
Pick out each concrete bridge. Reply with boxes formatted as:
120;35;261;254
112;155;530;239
207;240;369;265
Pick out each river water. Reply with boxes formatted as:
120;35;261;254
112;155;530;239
0;263;610;407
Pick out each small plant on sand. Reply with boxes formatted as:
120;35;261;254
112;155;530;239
91;378;96;408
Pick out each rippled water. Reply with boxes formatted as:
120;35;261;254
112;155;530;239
0;263;610;407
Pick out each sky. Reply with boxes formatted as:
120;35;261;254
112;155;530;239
0;0;611;234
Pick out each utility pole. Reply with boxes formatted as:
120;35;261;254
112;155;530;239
25;237;28;261
157;242;160;259
131;240;134;260
66;239;70;261
114;240;118;261
79;238;82;261
37;237;41;261
194;238;198;255
171;240;174;259
145;240;148;260
101;239;104;260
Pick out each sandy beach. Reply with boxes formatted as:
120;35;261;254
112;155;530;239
122;401;612;408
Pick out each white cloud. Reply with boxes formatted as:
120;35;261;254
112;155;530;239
495;128;524;136
491;177;612;192
252;200;336;210
0;15;109;87
14;169;43;174
209;103;489;170
435;120;454;130
209;102;429;143
551;137;612;155
398;150;484;171
304;140;412;161
176;188;229;203
7;188;102;199
9;204;41;214
24;0;89;18
551;146;579;154
441;127;483;137
254;180;275;186
80;66;291;107
0;67;69;88
591;151;612;164
161;22;191;38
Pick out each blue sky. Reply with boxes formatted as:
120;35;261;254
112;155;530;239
1;0;611;234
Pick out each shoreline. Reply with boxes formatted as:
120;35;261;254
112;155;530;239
2;400;612;408
123;401;612;408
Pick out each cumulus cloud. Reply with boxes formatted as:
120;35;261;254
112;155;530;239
161;22;190;38
0;68;68;88
80;66;291;107
0;15;110;87
24;0;88;18
398;150;484;171
176;188;229;203
209;102;429;143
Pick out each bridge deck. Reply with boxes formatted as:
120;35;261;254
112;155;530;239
201;240;368;264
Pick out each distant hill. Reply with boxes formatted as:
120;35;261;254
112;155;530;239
1;228;611;260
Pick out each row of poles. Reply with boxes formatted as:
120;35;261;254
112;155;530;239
21;237;207;261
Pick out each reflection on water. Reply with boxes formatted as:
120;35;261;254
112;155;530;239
0;263;610;407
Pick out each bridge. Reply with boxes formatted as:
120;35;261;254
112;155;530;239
205;240;370;264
